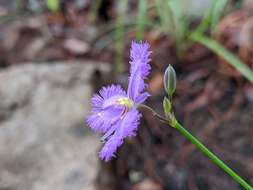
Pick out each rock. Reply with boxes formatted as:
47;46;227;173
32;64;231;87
131;179;163;190
63;38;90;55
0;62;110;190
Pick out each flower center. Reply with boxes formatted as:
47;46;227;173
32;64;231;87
116;97;133;108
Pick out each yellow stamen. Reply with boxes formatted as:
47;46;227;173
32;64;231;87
117;97;133;108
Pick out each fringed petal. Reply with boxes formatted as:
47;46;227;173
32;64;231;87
127;41;151;102
118;108;142;138
98;108;141;161
87;106;121;133
99;127;123;161
86;84;126;133
134;92;150;104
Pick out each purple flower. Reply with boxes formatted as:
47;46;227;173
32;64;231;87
86;41;151;161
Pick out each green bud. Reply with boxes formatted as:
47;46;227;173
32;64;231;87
164;65;176;97
163;97;172;115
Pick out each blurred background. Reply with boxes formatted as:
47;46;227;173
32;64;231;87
0;0;253;190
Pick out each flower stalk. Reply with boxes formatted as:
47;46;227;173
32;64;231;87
172;120;253;190
162;64;253;190
140;104;253;190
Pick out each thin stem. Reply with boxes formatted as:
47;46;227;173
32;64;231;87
173;121;253;190
139;104;253;189
138;104;167;123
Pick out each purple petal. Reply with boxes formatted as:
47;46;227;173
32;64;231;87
130;41;151;73
99;108;141;161
134;92;150;104
90;84;126;108
127;41;151;102
87;106;122;133
98;84;126;105
101;122;118;142
86;84;126;133
118;108;142;138
99;130;123;161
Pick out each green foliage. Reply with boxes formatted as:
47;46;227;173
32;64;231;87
196;0;228;34
155;0;175;35
114;0;128;73
153;0;253;84
15;0;22;9
190;32;253;84
155;0;190;52
46;0;60;12
210;0;229;32
136;0;147;40
94;0;253;83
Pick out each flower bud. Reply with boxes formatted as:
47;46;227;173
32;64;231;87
163;97;172;115
164;65;176;97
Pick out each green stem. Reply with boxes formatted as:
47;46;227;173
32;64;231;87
139;104;253;189
138;104;167;123
173;121;253;190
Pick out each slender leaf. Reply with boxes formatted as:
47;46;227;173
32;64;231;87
195;0;228;34
210;0;228;31
155;0;175;34
114;0;128;73
190;32;253;84
136;0;147;40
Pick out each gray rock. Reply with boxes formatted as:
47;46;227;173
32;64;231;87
0;62;110;190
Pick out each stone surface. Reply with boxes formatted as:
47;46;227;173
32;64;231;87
0;62;110;190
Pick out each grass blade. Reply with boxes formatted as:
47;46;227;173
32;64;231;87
155;0;175;35
114;0;128;73
210;0;228;32
190;32;253;84
136;0;147;40
194;0;228;34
